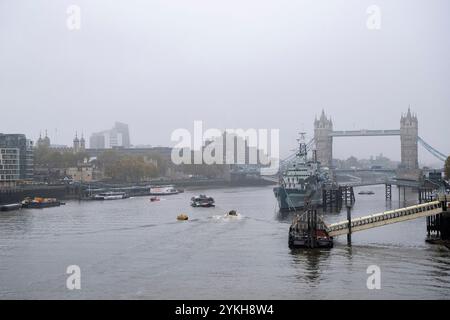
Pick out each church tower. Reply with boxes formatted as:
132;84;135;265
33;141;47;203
314;110;333;168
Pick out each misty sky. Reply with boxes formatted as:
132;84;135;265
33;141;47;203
1;0;449;166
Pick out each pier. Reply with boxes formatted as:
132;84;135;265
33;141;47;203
326;196;448;237
322;185;355;210
289;194;450;249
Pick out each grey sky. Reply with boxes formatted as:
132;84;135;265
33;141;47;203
1;0;449;166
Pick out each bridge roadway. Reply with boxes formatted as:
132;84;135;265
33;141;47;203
330;129;401;137
326;196;449;237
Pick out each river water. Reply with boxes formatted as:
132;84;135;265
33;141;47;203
0;184;449;299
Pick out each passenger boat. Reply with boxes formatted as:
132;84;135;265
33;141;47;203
93;192;128;200
191;195;215;207
149;185;179;195
21;197;62;209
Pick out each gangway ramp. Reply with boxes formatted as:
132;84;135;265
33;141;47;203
326;198;448;237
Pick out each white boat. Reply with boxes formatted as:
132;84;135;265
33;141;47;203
149;185;179;195
93;192;128;200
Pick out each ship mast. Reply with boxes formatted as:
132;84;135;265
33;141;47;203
296;132;308;162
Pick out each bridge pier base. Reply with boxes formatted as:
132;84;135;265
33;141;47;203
385;184;392;201
426;196;450;246
419;188;434;204
398;186;407;204
346;205;352;246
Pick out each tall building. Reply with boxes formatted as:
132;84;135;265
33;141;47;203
89;122;131;149
0;134;34;186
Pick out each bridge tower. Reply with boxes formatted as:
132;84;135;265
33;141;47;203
314;110;333;168
400;108;419;170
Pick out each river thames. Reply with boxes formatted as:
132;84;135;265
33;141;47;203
0;184;449;299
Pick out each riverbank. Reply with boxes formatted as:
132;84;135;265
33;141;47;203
0;178;276;204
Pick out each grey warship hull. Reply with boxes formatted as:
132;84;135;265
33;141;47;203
273;187;322;211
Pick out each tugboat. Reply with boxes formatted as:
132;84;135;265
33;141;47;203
21;197;62;209
191;195;215;207
273;133;330;211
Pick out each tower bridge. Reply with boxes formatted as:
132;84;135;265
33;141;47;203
314;108;420;173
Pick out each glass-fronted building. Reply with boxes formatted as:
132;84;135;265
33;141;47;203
0;134;34;186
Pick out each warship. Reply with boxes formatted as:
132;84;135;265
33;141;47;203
273;134;330;211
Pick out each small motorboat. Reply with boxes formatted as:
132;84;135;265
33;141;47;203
227;210;238;216
150;196;160;202
0;203;22;212
358;190;375;195
191;195;215;207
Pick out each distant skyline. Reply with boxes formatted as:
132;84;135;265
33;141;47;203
1;0;449;167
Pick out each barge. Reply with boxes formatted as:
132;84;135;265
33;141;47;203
288;210;333;249
21;197;62;209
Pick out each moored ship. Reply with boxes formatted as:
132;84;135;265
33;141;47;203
21;197;63;208
273;134;330;211
93;192;128;200
149;185;179;195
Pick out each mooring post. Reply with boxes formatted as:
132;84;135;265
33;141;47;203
311;209;317;248
347;205;352;246
403;187;406;203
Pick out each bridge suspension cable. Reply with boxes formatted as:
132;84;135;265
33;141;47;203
418;137;447;162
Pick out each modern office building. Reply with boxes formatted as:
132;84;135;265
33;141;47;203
0;134;34;186
89;122;131;149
